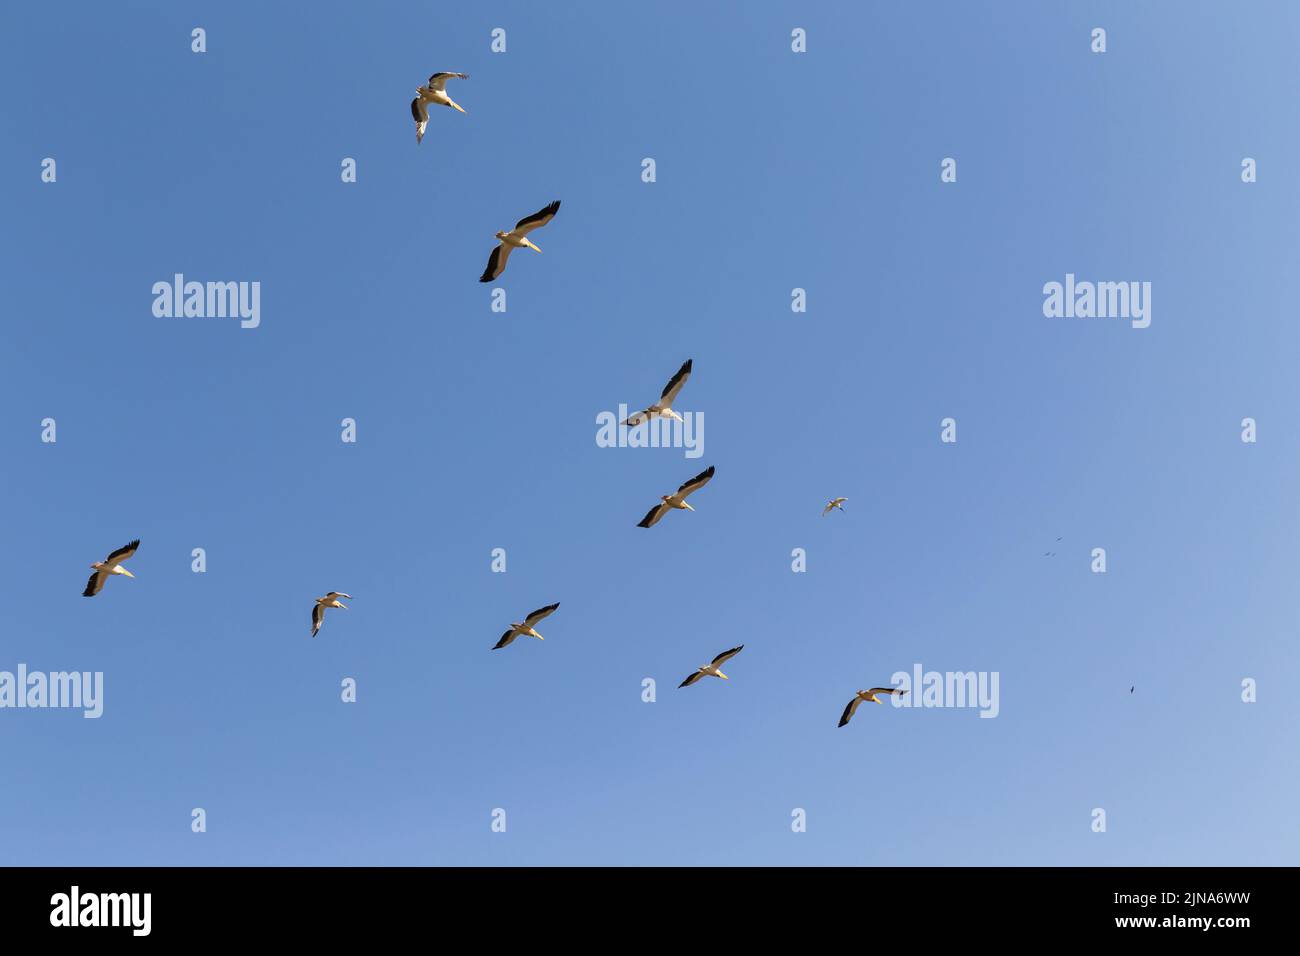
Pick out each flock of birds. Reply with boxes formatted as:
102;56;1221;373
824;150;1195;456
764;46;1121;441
75;68;892;729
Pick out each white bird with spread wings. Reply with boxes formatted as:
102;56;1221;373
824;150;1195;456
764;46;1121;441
637;466;715;528
411;71;468;143
679;645;744;688
838;687;907;727
311;592;352;638
622;359;692;427
82;539;140;597
493;602;561;650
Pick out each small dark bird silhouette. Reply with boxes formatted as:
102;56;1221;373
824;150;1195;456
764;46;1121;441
1130;686;1134;694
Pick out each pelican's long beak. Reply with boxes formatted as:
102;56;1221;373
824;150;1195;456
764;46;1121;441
683;503;695;511
122;569;135;578
524;239;542;253
449;100;466;114
339;603;348;610
874;697;883;704
535;634;544;640
717;672;728;680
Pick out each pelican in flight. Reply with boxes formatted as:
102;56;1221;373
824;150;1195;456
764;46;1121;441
637;465;715;528
493;602;560;649
411;71;468;143
822;497;847;516
838;687;907;727
678;645;744;687
311;592;352;638
479;200;561;282
82;539;140;597
622;359;692;427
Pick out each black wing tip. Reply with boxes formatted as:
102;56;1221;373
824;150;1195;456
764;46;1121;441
687;465;715;486
480;246;501;282
680;358;693;373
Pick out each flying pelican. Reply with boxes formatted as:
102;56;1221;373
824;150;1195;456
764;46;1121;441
82;539;140;597
637;465;715;528
678;645;744;687
622;359;692;427
479;201;561;282
838;687;908;727
411;71;468;143
311;592;352;638
493;602;560;649
822;497;847;516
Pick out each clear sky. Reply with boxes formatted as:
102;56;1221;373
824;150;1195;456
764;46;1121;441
1;1;1296;866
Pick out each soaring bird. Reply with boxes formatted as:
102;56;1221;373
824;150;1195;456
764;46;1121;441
411;71;468;143
479;201;561;282
622;359;692;427
637;465;715;528
493;602;560;649
679;645;744;687
82;539;140;597
822;497;847;516
838;688;907;727
311;592;352;638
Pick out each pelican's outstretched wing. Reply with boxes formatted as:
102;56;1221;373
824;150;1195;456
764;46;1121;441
866;687;904;697
512;200;560;236
311;603;325;638
427;71;468;91
493;629;519;650
523;603;559;628
678;671;704;688
710;645;744;667
105;540;140;564
480;243;513;283
838;696;863;727
660;359;692;406
83;570;108;598
411;98;429;143
676;466;715;499
637;502;670;528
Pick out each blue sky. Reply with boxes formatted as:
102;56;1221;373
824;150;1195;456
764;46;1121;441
1;0;1297;865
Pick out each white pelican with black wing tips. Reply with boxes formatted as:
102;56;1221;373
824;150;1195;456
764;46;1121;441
411;71;468;143
838;687;907;727
311;592;352;638
822;497;847;516
679;645;744;687
637;465;714;528
622;359;692;427
493;602;560;649
82;539;140;597
479;201;561;282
